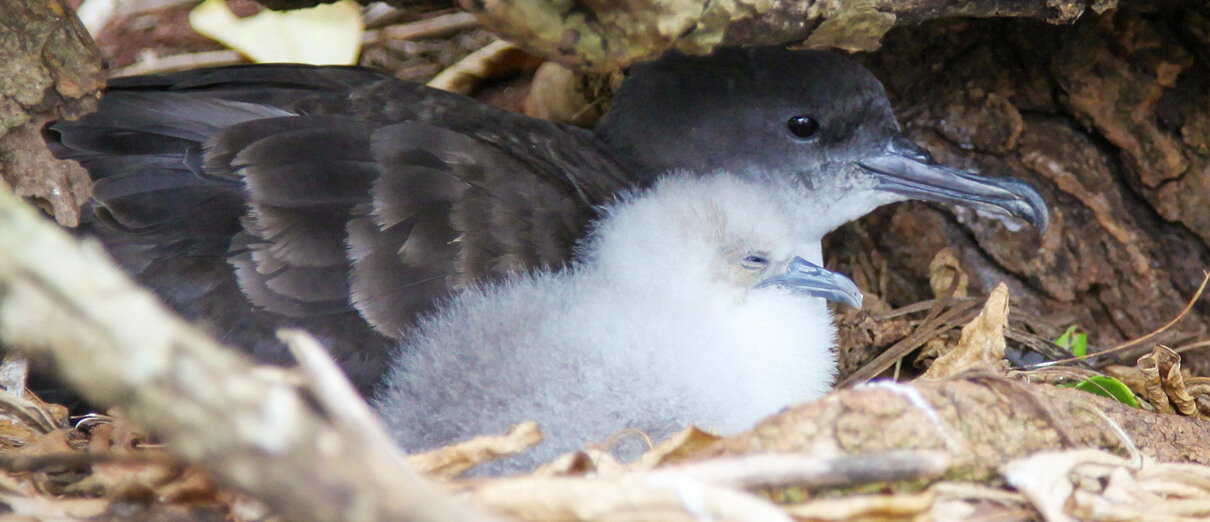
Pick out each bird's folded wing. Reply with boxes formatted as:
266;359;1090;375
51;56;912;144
47;64;638;388
218;116;375;318
213;115;602;338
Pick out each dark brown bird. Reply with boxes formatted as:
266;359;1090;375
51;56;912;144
45;47;1047;396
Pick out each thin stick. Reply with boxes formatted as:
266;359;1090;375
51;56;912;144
366;11;478;43
109;50;244;78
1016;271;1210;370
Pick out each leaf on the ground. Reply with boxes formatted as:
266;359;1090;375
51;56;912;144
1006;447;1210;521
523;62;612;128
1058;375;1140;408
928;248;968;299
1138;345;1210;419
920;283;1010;379
1002;448;1134;522
406;420;542;480
782;490;934;521
189;0;363;65
1055;325;1088;357
427;40;528;94
633;426;720;470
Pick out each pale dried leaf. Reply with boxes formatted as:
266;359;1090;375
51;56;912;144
0;492;109;519
470;474;794;522
406;421;542;480
1002;448;1135;522
427;40;527;95
523;62;610;128
533;450;598;477
928;248;968;299
64;459;181;497
634;426;721;470
920;283;1009;379
189;0;364;65
782;490;934;521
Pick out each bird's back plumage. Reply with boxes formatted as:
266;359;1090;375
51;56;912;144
46;64;633;392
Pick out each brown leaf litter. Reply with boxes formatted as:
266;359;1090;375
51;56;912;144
2;199;1210;520
3;275;1210;520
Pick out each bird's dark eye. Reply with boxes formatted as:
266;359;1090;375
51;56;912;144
741;255;769;270
787;115;820;140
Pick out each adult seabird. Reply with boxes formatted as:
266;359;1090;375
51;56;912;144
373;172;862;474
44;46;1046;395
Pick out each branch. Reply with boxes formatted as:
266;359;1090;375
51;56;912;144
703;377;1210;482
458;0;1100;71
0;187;487;522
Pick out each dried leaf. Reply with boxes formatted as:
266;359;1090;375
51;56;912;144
634;426;721;470
1004;448;1210;521
16;429;74;456
534;450;598;477
0;492;109;519
189;0;364;65
427;40;528;95
928;248;968;299
0;399;65;436
1137;346;1208;419
64;458;182;497
920;283;1009;379
469;474;794;522
782;490;934;521
523;62;611;128
406;421;542;480
1002;448;1135;522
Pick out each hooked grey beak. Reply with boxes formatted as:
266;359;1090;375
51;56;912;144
756;257;863;309
858;136;1049;234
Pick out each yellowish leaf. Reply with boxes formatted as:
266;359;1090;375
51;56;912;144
189;0;363;65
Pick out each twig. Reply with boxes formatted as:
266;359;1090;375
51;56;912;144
1017;271;1210;370
654;450;951;490
364;11;479;44
838;298;983;387
0;452;181;473
1173;339;1210;354
108;50;245;78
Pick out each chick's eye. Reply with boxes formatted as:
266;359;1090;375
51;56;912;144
741;255;769;269
787;115;820;140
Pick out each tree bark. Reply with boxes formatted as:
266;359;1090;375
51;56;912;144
0;0;101;227
703;377;1210;482
827;5;1210;375
461;0;1116;71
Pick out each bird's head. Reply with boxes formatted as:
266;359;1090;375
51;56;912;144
585;173;861;309
597;46;1048;241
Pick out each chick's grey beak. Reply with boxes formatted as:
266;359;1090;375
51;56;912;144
756;257;863;309
857;135;1049;234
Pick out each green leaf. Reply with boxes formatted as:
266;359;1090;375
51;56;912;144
1072;332;1088;357
1056;325;1077;349
1055;325;1088;357
1070;376;1140;408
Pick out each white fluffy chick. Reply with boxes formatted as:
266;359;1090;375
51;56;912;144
372;172;861;474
